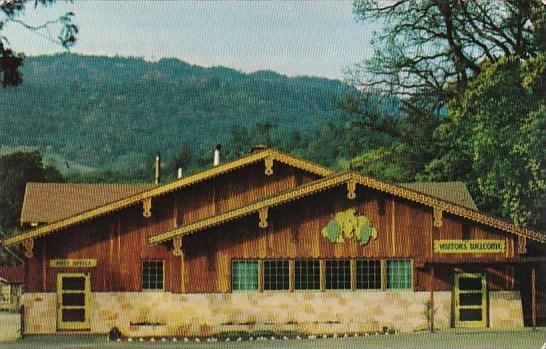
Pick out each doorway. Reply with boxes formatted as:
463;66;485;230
454;273;487;328
56;273;90;330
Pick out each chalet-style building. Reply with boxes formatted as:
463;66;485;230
1;147;545;337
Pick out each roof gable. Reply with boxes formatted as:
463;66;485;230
149;172;546;245
3;148;333;247
21;183;156;224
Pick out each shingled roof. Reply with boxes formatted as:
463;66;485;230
400;182;478;211
21;183;156;224
20;181;479;225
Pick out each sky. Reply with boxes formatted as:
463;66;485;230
2;0;379;80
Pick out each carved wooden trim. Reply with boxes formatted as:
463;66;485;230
433;207;443;228
518;235;527;255
3;148;334;247
264;157;274;176
23;238;34;258
149;172;546;245
173;236;182;257
347;180;356;199
142;198;152;218
258;207;269;229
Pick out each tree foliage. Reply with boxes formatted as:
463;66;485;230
423;55;546;227
350;0;546;105
0;151;63;236
1;0;77;87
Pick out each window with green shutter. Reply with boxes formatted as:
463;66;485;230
386;259;412;290
232;260;259;291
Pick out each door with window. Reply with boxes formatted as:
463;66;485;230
454;273;487;328
56;273;90;330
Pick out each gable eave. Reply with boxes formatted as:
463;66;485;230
2;148;333;247
149;172;546;245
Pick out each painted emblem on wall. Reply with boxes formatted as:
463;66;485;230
321;209;378;245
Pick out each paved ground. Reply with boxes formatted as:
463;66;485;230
3;330;546;349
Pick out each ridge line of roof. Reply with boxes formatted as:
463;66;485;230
3;148;333;247
149;172;546;245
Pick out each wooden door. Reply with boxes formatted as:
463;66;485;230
455;273;487;328
56;273;90;330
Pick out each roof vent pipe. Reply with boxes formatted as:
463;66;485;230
154;153;161;184
213;144;221;167
177;167;183;179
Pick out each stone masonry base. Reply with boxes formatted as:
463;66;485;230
22;291;523;337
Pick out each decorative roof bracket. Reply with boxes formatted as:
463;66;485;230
23;238;34;258
347;180;356;200
258;207;269;229
433;207;443;228
142;198;152;218
518;235;527;255
173;236;182;257
264;157;274;176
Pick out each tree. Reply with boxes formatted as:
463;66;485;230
423;54;546;228
349;0;546;107
0;151;64;236
1;0;77;87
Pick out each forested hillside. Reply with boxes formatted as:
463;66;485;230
0;54;359;173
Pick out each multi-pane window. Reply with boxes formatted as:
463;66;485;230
142;260;164;291
232;260;259;291
386;259;412;290
356;259;382;290
325;260;351;290
294;260;320;290
263;260;290;291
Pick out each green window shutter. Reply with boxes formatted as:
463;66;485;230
386;259;412;290
232;261;259;291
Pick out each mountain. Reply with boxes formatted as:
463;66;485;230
0;54;350;171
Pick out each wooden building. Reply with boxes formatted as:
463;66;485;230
1;147;545;336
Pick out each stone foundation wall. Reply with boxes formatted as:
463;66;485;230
489;291;524;329
22;290;523;336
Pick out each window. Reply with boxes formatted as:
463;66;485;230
325;260;351;290
294;260;320;290
263;260;290;291
1;284;11;304
386;259;412;290
356;259;382;290
232;260;259;291
142;260;164;291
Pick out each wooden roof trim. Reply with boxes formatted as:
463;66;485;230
351;174;546;243
149;173;352;245
2;148;333;247
149;172;546;245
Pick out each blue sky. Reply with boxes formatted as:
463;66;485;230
3;1;378;80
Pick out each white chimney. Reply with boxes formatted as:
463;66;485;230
213;144;221;167
154;153;161;184
177;167;183;179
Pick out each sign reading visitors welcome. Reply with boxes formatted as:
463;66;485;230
434;240;505;254
50;259;97;268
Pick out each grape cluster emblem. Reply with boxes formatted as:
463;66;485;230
321;209;378;245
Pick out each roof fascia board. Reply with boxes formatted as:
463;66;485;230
149;172;546;245
3;149;333;247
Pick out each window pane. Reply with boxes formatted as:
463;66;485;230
294;260;320;290
386;259;412;290
325;260;351;290
356;259;382;290
62;277;85;291
232;260;258;291
142;260;164;291
264;260;289;291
